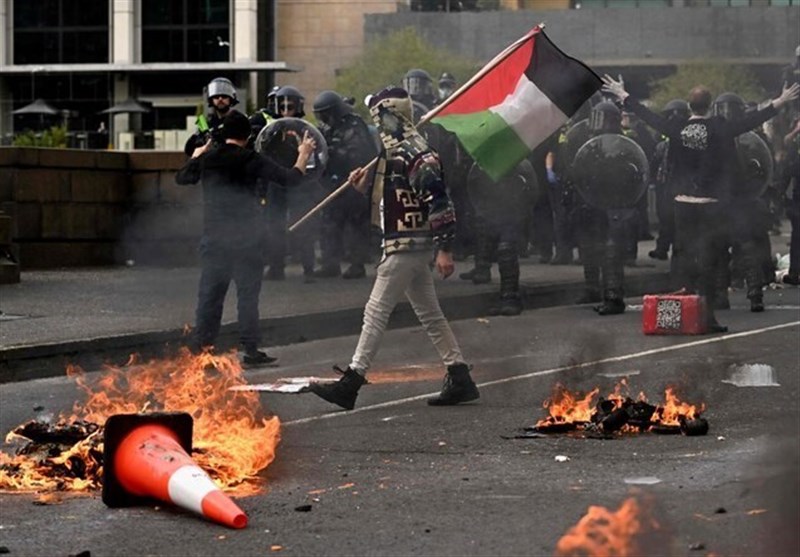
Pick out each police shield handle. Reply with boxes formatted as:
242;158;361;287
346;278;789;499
288;157;379;233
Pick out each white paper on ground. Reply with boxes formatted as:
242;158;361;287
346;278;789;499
624;476;662;485
229;377;338;393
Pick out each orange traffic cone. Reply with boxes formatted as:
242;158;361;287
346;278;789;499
102;412;248;529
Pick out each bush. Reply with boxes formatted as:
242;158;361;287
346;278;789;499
333;27;480;118
12;125;68;148
648;63;766;111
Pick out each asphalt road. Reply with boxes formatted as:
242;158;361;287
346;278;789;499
1;288;799;557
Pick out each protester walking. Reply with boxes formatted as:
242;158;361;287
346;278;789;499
308;87;479;410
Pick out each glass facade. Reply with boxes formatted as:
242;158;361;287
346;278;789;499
12;0;109;64
141;0;230;62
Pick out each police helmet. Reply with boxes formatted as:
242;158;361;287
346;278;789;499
402;69;436;104
662;99;690;122
589;101;622;134
265;85;280;116
275;85;305;118
207;77;238;106
438;72;457;100
712;92;745;122
313;90;349;127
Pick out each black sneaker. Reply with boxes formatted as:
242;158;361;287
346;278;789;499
243;350;278;366
750;297;765;313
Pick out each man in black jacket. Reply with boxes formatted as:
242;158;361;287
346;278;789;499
176;111;316;364
602;75;799;332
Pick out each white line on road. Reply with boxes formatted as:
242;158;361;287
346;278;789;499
283;320;800;426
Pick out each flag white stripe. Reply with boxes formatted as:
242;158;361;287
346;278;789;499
489;74;568;151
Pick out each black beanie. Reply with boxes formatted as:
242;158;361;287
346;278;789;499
221;111;251;140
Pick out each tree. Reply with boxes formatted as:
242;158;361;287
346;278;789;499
648;63;766;111
334;27;479;118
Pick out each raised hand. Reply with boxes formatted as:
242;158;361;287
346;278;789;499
601;74;629;102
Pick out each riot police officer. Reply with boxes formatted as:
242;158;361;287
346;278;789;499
438;72;457;103
402;69;438;119
713;92;776;312
312;90;378;279
570;101;649;315
184;77;239;156
649;99;690;262
259;85;321;281
249;85;279;141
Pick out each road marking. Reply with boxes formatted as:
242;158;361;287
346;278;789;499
284;320;800;426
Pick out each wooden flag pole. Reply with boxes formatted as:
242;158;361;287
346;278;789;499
288;24;542;234
288;157;378;232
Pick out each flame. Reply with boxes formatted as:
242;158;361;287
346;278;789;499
654;387;705;426
0;348;280;494
555;497;661;557
536;383;601;427
535;380;705;432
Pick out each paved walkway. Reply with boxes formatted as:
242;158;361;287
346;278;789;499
0;239;684;381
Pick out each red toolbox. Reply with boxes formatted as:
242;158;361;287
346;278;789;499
642;294;708;335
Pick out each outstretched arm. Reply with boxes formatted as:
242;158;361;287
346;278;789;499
601;74;677;138
726;82;800;137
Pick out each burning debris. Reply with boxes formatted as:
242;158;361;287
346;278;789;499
555;497;666;557
528;380;708;437
0;348;281;495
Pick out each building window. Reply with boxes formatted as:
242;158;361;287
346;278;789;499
13;0;109;64
141;0;230;63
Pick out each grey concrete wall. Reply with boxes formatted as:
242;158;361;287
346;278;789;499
365;7;799;65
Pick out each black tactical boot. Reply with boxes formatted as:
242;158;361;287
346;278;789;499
749;294;764;313
242;349;278;366
594;298;626;315
309;367;366;410
428;363;480;406
783;272;800;286
491;243;522;316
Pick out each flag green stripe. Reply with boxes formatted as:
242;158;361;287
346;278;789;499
433;110;529;182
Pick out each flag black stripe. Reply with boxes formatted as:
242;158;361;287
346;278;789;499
524;30;602;118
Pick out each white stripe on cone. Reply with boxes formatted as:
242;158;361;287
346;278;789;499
167;465;219;515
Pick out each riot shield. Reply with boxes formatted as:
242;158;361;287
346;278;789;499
733;131;773;198
571;134;649;210
561;118;590;168
254;117;329;181
467;159;537;225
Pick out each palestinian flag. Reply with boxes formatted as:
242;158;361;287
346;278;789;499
430;27;601;181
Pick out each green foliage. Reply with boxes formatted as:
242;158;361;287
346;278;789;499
333;27;480;118
12;125;68;148
648;63;766;111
